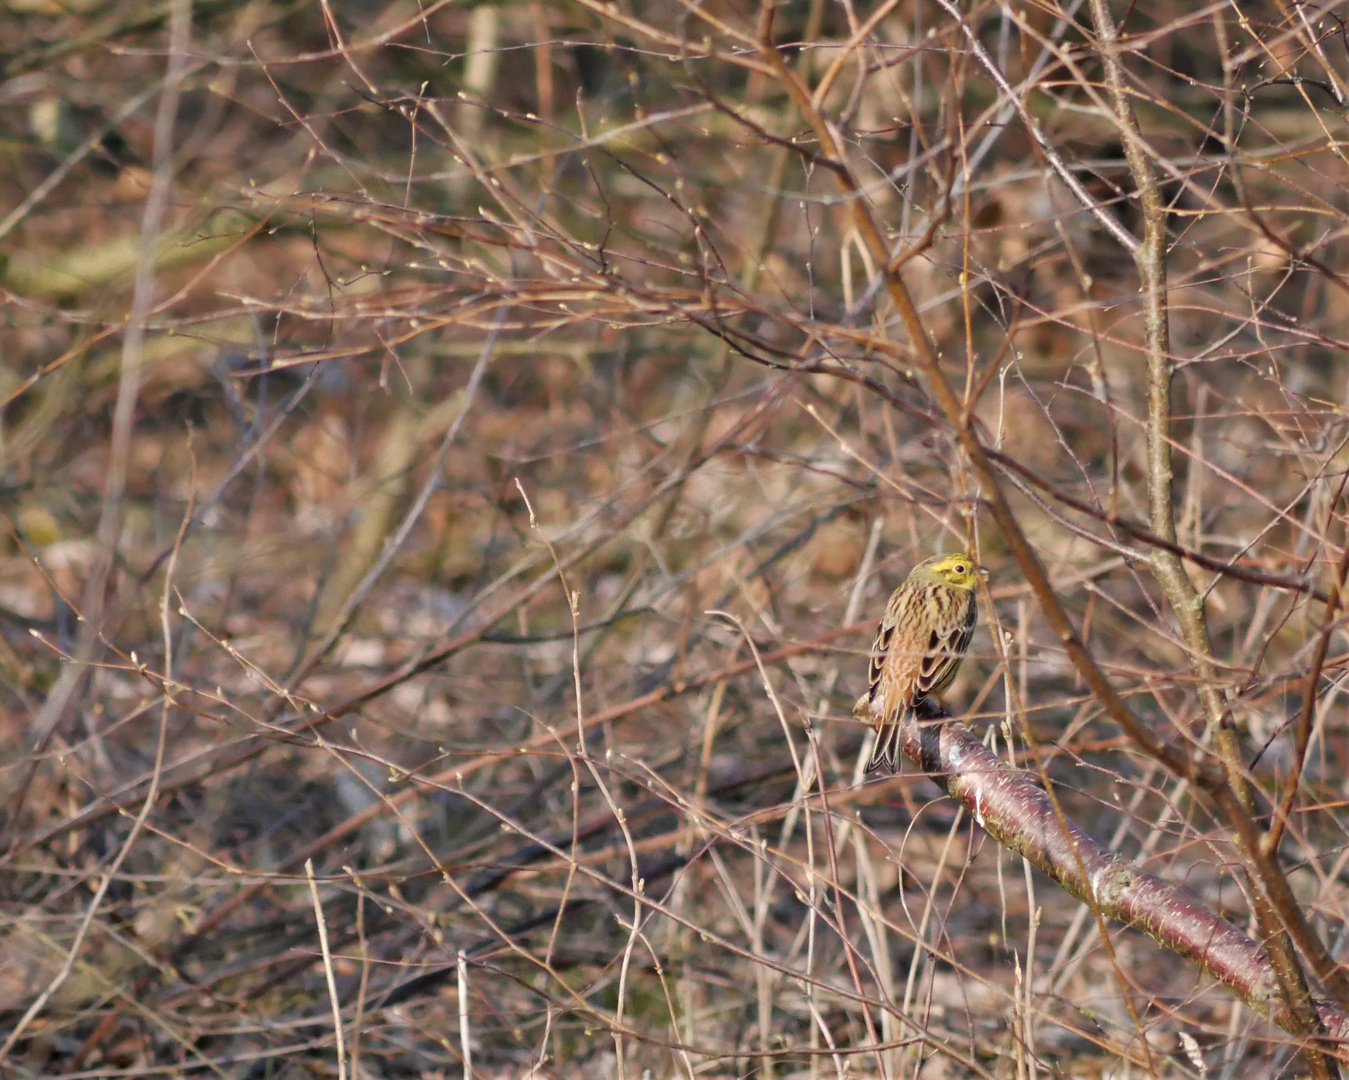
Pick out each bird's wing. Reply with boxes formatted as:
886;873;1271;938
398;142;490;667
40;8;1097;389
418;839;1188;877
913;602;975;702
877;633;922;725
866;617;893;705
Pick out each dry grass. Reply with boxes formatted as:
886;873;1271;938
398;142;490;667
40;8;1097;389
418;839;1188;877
3;0;1349;1076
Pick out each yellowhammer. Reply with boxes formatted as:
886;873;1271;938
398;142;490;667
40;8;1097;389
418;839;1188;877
855;551;983;772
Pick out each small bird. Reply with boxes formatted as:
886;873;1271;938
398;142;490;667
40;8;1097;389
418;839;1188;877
855;551;982;772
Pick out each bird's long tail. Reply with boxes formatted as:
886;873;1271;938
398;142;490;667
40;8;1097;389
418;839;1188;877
866;709;911;773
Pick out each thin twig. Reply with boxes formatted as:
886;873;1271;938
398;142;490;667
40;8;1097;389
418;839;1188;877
306;859;347;1080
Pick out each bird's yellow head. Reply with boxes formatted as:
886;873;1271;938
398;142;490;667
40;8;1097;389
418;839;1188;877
916;551;982;589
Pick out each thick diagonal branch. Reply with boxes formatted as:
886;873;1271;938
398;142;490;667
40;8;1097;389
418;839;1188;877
892;711;1349;1053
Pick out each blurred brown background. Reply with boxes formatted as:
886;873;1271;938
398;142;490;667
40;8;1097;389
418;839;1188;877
2;0;1348;1075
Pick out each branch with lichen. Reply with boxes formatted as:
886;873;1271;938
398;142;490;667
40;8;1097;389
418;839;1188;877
862;702;1349;1051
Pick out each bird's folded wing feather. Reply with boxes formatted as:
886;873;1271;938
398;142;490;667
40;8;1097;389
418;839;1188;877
867;619;892;704
913;612;974;702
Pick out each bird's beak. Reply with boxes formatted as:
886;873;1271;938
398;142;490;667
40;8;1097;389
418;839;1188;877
978;566;990;579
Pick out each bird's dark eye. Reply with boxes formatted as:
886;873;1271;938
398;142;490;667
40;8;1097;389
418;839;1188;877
954;564;966;574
